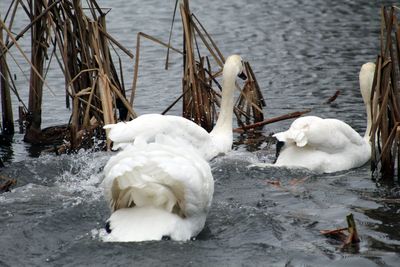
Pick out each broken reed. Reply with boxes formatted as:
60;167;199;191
371;6;400;181
0;0;134;150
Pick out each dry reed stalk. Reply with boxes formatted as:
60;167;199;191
129;31;182;107
181;1;202;125
233;109;311;133
0;16;14;135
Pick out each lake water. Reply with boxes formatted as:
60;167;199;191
1;0;400;266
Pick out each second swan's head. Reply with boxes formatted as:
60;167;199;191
224;55;247;80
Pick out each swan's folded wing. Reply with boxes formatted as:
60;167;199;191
104;114;212;157
300;119;365;152
274;116;365;152
104;114;173;149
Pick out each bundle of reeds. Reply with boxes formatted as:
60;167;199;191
0;0;134;150
179;0;266;131
131;0;266;133
370;6;400;181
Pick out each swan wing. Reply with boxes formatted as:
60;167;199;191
104;114;213;158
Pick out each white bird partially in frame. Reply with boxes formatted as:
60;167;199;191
101;134;214;242
269;62;375;173
103;55;247;160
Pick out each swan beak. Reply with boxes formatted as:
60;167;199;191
274;141;285;163
238;71;247;80
105;221;112;233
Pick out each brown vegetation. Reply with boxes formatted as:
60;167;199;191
370;6;400;181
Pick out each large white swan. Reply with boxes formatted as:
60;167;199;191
104;55;246;160
101;134;214;242
272;62;375;173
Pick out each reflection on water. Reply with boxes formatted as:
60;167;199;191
1;0;400;266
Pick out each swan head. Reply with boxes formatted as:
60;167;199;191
224;55;247;80
359;62;375;105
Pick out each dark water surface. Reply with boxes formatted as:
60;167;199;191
1;0;400;266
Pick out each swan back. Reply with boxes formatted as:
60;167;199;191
104;114;214;159
274;116;365;151
102;134;214;241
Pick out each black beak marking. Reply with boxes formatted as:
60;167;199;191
238;71;247;80
274;141;285;163
161;235;171;240
105;221;112;233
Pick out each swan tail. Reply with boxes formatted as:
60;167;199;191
106;168;184;214
103;207;192;242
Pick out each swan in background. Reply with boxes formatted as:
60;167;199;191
101;134;214;242
271;62;375;173
104;55;246;160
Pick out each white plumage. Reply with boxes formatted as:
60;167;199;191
102;135;214;242
273;62;375;173
103;55;246;160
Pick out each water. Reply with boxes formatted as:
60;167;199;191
1;0;400;266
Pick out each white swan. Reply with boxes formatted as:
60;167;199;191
101;134;214;242
104;55;246;160
272;62;375;173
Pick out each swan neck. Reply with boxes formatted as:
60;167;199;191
360;64;374;142
364;102;372;141
211;72;236;134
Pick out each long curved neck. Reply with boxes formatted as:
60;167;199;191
211;71;236;135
